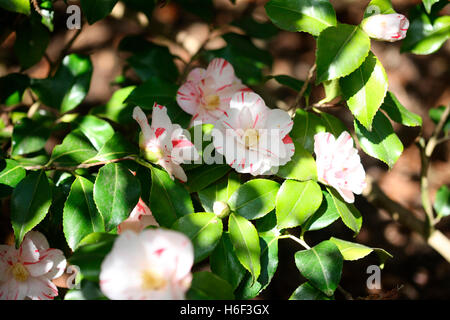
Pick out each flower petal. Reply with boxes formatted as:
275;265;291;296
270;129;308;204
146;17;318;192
177;81;200;115
205;58;235;89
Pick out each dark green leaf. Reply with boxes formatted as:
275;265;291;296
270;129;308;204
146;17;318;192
11;170;52;246
381;92;422;127
354;111;404;168
186;272;235;300
80;0;119;24
31;54;93;112
302;189;340;232
228;213;261;282
290;282;333;300
94;163;141;231
320;112;347;137
149;166;194;227
11;117;52;156
90;86;136;124
0;73;30;106
186;164;230;192
210;232;246;290
434;185;450;218
294;240;343;296
327;187;362;234
0;0;30;14
72;116;114;151
290;109;326;153
429;106;450;132
49;130;98;166
232;16;278;39
89;132;139;163
63;177;105;250
0;159;26;188
228;179;280;220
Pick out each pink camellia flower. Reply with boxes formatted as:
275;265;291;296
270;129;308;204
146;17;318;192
314;132;366;203
99;229;194;300
176;58;251;126
133;104;199;182
361;14;409;42
0;231;66;300
212;91;295;176
117;198;158;234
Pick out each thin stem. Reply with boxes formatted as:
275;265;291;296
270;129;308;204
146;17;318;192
278;234;311;250
290;64;316;112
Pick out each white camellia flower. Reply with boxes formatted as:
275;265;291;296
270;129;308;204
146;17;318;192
314;132;366;203
0;231;67;300
117;198;158;234
99;229;194;300
176;58;251;126
361;13;409;42
212;91;295;176
133;104;199;182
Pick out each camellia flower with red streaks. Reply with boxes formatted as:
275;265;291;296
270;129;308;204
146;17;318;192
133;105;199;182
99;229;194;300
0;231;66;300
212;91;295;176
176;58;251;126
118;198;158;234
361;13;409;42
314;131;366;203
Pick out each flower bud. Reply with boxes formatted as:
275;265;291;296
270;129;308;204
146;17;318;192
213;201;230;219
361;14;409;42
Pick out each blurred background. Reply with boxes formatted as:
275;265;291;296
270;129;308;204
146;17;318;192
1;0;449;299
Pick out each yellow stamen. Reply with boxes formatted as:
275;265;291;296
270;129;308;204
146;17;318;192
141;269;166;290
203;95;221;110
243;128;259;149
11;263;29;282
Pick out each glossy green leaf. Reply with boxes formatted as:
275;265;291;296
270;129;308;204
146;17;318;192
0;159;26;188
294;240;343;296
89;132;139;163
69;233;117;282
340;52;388;130
0;0;30;14
329;237;392;268
172;212;223;263
276;180;323;229
31;54;93;112
11;117;52;156
381;92;422;127
363;0;395;18
228;179;280;220
126;76;178;108
149;166;194;228
320;112;347;138
73;116;115;151
94;163;141;231
434;185;450;218
316;24;371;83
90;86;136;124
198;172;240;213
265;0;337;36
290;282;333;300
210;232;246;290
290;109;327;153
14;14;50;69
80;0;119;24
49;130;98;166
302;189;340;232
277;142;318;181
235;230;279;299
327;187;362;234
186;164;230;192
63;177;105;250
186;272;235;300
401;7;450;55
11;170;52;246
355;111;404;168
228;213;261;282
